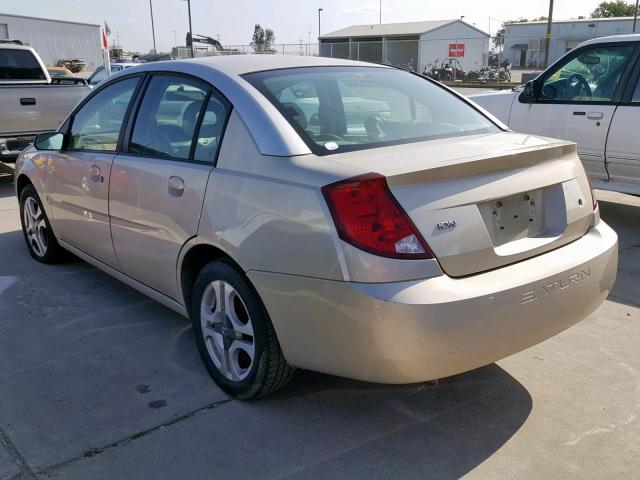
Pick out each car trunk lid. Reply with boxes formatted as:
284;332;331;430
331;132;594;277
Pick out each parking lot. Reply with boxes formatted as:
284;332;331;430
0;165;639;479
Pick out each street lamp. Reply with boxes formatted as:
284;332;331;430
149;0;157;53
182;0;195;58
318;8;323;38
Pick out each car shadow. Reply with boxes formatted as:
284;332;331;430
232;364;533;479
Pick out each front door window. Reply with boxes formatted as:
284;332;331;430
540;45;635;102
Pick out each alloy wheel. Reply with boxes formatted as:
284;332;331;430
23;197;48;258
200;280;256;381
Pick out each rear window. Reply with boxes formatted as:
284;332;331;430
244;66;499;155
0;49;46;81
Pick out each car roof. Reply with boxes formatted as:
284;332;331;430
578;33;640;48
0;42;33;51
185;54;388;76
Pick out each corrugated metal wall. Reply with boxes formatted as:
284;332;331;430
0;14;102;70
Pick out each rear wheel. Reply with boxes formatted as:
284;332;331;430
19;184;66;263
191;260;295;399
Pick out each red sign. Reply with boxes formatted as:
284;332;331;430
448;43;465;57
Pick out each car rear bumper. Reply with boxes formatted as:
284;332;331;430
248;219;618;384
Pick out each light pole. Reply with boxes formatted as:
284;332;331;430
379;0;382;24
318;8;323;38
634;0;639;32
182;0;195;58
172;30;177;47
543;0;554;69
308;30;311;55
149;0;157;53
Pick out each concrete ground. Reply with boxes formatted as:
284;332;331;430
0;167;639;480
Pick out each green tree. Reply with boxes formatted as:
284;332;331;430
591;1;639;17
493;18;537;49
251;24;276;54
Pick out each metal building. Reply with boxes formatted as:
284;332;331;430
0;13;102;70
504;17;639;69
319;19;490;73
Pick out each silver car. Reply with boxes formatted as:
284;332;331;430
15;56;618;399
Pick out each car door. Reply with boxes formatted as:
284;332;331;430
605;63;640;187
45;76;142;267
109;74;230;300
509;43;638;181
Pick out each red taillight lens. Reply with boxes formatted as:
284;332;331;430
322;173;433;259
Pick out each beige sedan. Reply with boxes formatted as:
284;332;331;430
14;56;618;399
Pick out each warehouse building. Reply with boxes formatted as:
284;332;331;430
0;13;102;70
319;19;490;73
504;17;639;69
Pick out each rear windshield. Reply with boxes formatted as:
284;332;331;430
0;49;46;81
244;66;499;155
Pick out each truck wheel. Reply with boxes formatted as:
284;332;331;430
19;184;66;264
191;259;295;399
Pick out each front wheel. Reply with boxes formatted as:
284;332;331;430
191;260;295;399
19;184;66;264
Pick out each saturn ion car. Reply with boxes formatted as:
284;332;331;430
15;55;618;399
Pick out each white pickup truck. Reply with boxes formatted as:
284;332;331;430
0;41;91;161
471;34;640;196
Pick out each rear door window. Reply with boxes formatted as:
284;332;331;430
0;48;46;80
129;75;208;160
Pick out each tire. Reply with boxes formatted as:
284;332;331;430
191;259;295;399
19;184;67;264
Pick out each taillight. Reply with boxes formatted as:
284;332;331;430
322;173;433;259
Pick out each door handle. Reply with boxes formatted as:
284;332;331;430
89;165;103;183
20;97;36;106
586;112;603;120
168;176;185;197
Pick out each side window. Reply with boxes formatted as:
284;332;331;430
129;75;207;159
69;77;140;152
632;77;640;103
540;45;635;102
193;94;230;162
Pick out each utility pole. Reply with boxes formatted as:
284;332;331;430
149;0;157;53
185;0;194;58
543;0;554;69
634;0;639;33
379;0;382;24
318;8;323;38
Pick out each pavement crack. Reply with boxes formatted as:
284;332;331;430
0;426;36;479
36;398;232;477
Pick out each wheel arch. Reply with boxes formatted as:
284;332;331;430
178;240;248;317
15;173;33;197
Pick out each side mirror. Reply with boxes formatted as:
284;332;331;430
520;79;541;103
34;132;64;151
523;80;537;98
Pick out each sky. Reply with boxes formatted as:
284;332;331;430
3;0;611;53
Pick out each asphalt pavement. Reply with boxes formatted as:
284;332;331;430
0;170;639;480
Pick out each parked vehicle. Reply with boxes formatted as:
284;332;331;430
470;34;640;195
423;57;464;81
46;66;75;78
89;62;139;86
15;56;618;399
56;58;87;73
0;42;91;161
